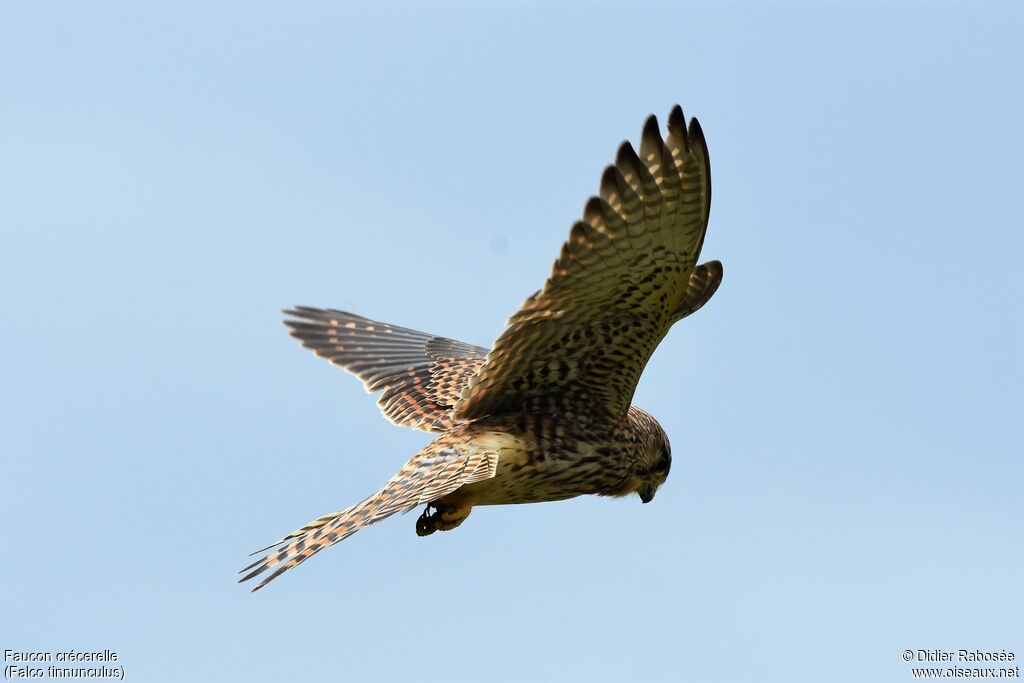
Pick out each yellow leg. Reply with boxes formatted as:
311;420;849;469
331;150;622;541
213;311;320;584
416;503;472;536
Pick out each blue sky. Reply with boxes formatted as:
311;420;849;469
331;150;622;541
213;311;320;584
1;2;1021;682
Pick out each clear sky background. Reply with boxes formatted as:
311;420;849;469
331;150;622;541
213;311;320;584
1;2;1021;682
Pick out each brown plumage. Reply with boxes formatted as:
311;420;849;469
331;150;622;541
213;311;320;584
282;308;487;432
240;105;722;591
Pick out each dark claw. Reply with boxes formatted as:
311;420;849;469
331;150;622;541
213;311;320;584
416;507;436;537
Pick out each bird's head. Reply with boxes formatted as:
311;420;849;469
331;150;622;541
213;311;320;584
628;406;672;504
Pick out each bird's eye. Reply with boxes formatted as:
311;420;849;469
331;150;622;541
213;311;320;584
652;450;671;476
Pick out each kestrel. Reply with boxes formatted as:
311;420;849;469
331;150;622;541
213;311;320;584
240;105;721;591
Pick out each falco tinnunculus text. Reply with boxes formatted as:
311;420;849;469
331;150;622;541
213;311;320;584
239;105;722;591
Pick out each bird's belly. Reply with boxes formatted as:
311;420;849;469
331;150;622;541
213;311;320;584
454;437;623;506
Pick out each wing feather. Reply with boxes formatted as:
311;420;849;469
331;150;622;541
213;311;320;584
238;438;498;591
454;106;719;421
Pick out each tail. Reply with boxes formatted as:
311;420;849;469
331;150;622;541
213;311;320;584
238;435;498;591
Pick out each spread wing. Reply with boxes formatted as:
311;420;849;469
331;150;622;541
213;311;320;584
453;105;720;421
284;308;487;432
238;437;498;591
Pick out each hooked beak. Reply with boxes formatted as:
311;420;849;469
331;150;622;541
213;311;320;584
639;485;656;504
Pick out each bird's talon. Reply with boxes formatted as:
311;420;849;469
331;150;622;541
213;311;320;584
416;508;436;537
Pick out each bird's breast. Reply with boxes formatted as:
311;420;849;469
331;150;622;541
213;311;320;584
449;426;630;506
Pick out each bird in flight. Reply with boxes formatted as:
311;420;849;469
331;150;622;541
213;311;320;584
240;105;722;591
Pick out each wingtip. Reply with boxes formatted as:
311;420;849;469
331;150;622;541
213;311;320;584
582;195;605;218
667;105;688;148
237;563;267;584
688;116;706;147
600;164;618;185
282;306;319;324
615;140;643;174
640;113;667;164
248;541;279;557
238;561;264;577
642;113;660;139
616;140;636;163
599;164;626;200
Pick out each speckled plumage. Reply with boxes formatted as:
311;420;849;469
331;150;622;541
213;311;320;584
240;105;722;591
